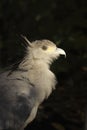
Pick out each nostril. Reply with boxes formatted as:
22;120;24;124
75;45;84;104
56;47;57;50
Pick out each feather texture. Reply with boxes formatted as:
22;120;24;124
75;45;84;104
0;38;66;130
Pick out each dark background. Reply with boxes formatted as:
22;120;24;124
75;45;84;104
0;0;87;130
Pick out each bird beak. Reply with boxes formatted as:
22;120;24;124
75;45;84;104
57;48;66;57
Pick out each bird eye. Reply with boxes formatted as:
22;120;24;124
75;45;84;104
42;45;47;50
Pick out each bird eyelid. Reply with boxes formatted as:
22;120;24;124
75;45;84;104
41;45;48;50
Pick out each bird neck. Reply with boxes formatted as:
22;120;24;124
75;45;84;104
19;57;56;102
19;56;50;71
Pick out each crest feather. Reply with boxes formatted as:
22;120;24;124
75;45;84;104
21;35;32;47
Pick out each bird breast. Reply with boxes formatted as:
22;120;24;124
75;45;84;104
27;66;57;102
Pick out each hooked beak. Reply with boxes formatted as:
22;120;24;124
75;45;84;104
57;48;66;57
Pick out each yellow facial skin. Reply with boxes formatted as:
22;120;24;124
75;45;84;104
46;46;56;53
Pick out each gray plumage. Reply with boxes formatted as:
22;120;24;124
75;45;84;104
0;37;66;130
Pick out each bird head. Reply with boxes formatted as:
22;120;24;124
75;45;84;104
22;36;66;65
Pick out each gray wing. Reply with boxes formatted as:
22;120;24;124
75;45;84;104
0;70;36;130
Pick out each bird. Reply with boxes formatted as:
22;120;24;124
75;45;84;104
0;36;66;130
